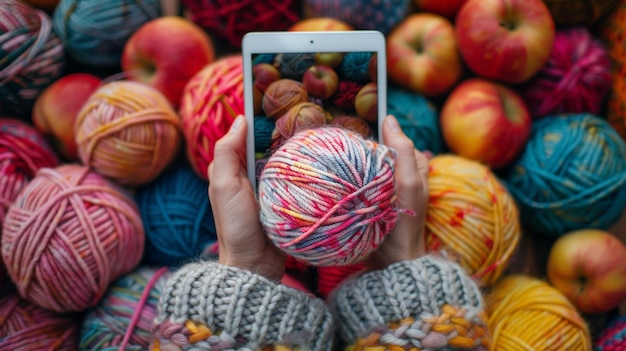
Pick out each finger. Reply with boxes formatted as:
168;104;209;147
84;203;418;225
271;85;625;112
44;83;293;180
382;115;420;191
210;115;247;183
414;149;430;184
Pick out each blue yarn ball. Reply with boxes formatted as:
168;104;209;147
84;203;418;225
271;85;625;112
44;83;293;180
337;52;372;84
304;0;411;34
387;85;443;154
135;164;217;267
253;54;275;65
254;115;276;154
53;0;161;67
503;113;626;237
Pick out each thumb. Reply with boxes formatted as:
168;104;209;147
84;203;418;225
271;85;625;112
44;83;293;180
209;115;247;181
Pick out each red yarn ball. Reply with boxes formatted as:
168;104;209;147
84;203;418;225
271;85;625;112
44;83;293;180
181;0;301;48
330;116;372;139
332;81;363;113
317;263;365;299
180;55;244;181
521;27;612;119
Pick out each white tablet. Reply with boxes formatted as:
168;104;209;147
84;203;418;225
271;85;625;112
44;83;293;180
242;30;387;194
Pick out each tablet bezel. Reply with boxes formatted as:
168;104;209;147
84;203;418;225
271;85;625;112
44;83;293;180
242;30;387;194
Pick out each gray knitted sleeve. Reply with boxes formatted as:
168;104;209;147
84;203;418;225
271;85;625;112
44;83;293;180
329;255;490;350
151;261;334;351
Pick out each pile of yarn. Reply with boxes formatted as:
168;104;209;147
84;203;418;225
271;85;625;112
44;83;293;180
1;164;145;313
135;164;217;267
80;267;170;350
181;55;244;180
259;127;399;267
53;0;161;67
75;80;182;187
0;0;65;117
595;314;626;350
425;155;522;286
503;113;626;237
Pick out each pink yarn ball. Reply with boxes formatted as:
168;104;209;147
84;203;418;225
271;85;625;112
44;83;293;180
1;164;145;313
180;55;244;180
521;27;612;118
0;293;79;350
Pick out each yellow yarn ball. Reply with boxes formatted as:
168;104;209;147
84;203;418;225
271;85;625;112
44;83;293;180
76;81;182;187
488;275;592;350
425;154;521;286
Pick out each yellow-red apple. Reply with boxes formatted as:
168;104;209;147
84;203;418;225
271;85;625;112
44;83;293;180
354;82;378;124
32;73;101;160
289;17;354;31
387;13;462;97
302;65;339;99
547;229;626;314
414;0;468;20
455;0;555;84
315;52;344;68
440;78;531;169
122;16;215;108
253;63;281;92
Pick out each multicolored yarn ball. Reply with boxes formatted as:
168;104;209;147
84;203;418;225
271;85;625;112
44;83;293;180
304;0;411;34
180;55;244;181
1;164;145;313
503;113;626;237
542;0;620;26
331;81;363;112
487;275;592;350
79;267;170;351
0;0;65;117
274;53;316;81
0;293;80;351
135;164;217;267
607;71;626;141
254;115;276;154
271;102;327;149
259;127;400;267
425;155;522;286
337;52;372;84
181;0;301;48
329;116;372;139
53;0;161;67
316;263;364;299
600;2;626;140
262;79;309;120
387;85;442;154
76;81;182;187
521;27;612;119
595;314;626;350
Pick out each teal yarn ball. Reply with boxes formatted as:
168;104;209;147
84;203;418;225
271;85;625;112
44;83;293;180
254;115;276;154
337;52;372;84
53;0;161;67
503;113;626;237
135;164;217;267
387;85;443;155
79;267;170;351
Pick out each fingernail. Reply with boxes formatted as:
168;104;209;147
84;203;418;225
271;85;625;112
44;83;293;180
385;114;401;133
229;115;244;133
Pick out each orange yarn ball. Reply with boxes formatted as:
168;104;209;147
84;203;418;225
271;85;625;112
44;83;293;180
262;78;309;120
425;155;522;286
75;81;182;187
271;102;327;148
180;55;244;180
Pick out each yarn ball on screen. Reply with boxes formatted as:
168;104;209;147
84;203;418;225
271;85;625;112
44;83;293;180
487;275;592;350
253;54;276;66
181;55;244;181
0;293;80;351
271;102;327;149
425;155;522;286
316;263;364;299
135;165;217;267
521;27;612;119
254;115;276;154
331;81;362;112
79;267;170;351
262;79;309;120
595;314;626;350
259;127;399;267
304;0;411;34
387;85;443;154
1;164;145;313
181;0;301;48
337;52;372;84
76;80;182;187
0;0;65;117
274;53;316;81
53;0;161;67
502;113;626;237
542;0;619;26
329;116;372;139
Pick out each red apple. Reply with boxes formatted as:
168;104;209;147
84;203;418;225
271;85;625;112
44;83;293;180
440;78;531;169
387;13;463;97
315;52;344;68
354;82;378;124
32;73;101;160
368;54;377;82
253;63;281;92
289;17;354;31
455;0;555;84
302;65;339;99
414;0;468;20
122;16;215;108
547;229;626;314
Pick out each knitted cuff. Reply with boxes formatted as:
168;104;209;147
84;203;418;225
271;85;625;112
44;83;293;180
151;262;334;351
330;255;489;350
